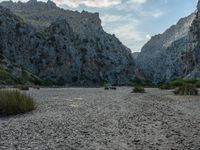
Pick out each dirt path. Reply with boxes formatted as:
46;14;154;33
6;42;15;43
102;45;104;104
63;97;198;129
0;87;200;150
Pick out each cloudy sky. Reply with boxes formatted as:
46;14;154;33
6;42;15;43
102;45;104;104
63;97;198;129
5;0;198;51
57;0;197;52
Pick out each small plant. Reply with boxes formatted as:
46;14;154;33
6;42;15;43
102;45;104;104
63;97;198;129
170;80;185;87
0;90;36;115
104;87;109;90
173;84;198;95
170;79;200;88
110;86;117;90
0;67;16;84
132;86;145;93
15;85;29;91
159;83;173;90
196;80;200;88
0;54;4;60
32;85;40;90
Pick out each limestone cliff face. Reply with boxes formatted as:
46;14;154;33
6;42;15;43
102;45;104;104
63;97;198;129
0;1;135;86
184;0;200;79
136;0;200;83
0;0;102;33
136;13;195;83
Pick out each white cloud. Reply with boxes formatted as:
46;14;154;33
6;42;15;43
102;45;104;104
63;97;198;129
53;0;121;8
51;0;164;51
101;14;149;52
146;34;151;39
128;0;147;5
54;0;147;9
140;10;165;18
111;23;149;51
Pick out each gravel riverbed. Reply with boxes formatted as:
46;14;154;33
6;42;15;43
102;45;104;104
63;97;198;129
0;87;200;150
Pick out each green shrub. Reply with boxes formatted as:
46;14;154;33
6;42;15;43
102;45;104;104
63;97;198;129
170;79;200;88
184;79;198;84
110;86;117;90
132;78;155;87
132;86;145;93
0;67;16;84
173;84;198;95
15;85;29;91
104;86;109;90
170;80;185;87
195;80;200;88
0;90;35;115
18;69;44;85
0;54;4;60
31;85;40;90
159;83;173;90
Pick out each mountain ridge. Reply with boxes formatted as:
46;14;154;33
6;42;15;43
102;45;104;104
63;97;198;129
0;1;135;86
136;11;196;83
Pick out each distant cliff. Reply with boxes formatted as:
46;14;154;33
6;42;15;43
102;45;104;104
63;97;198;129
136;12;195;83
0;1;135;86
184;0;200;79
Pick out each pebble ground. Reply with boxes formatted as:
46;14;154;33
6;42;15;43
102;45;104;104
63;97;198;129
0;87;200;150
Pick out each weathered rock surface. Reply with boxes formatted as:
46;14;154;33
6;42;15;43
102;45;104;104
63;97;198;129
132;52;139;60
0;1;135;86
184;0;200;79
136;13;195;83
136;0;200;84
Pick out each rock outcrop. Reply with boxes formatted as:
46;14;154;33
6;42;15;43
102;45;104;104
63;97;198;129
0;1;135;86
136;12;195;83
184;0;200;79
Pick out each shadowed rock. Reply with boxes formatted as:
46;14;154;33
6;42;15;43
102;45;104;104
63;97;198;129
0;1;135;86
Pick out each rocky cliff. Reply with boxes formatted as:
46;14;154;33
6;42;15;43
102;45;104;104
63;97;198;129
184;0;200;79
136;12;195;83
0;1;135;86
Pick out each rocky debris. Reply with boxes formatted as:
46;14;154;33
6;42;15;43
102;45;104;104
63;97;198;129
0;1;135;86
1;88;200;149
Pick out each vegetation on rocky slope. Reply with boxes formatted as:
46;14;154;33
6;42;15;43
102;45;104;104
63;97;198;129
160;79;200;89
0;67;17;84
0;66;53;86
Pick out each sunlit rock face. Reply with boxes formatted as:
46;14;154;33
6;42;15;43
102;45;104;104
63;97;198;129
0;1;135;86
136;0;200;83
136;12;195;83
184;0;200;79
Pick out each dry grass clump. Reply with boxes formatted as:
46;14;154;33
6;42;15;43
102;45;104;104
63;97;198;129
15;85;29;91
173;84;198;95
0;90;35;116
31;85;40;90
132;86;145;93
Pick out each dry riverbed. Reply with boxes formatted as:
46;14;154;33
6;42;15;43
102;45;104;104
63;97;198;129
0;87;200;150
